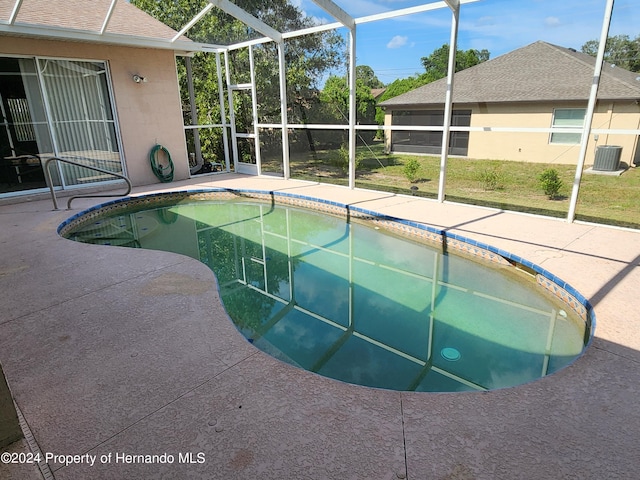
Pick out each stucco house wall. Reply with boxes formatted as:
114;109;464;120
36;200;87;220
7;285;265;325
1;36;189;186
383;100;640;166
463;101;640;165
593;101;640;159
380;42;640;168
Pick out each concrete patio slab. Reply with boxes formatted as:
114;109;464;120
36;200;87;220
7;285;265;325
54;354;405;480
1;174;639;479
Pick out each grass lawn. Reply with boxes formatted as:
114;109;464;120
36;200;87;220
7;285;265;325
280;141;640;229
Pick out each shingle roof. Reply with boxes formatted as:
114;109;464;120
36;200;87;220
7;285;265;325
0;0;185;42
379;41;640;107
371;88;387;99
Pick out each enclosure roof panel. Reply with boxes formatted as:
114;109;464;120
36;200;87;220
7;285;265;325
379;41;640;107
0;0;477;51
179;0;477;48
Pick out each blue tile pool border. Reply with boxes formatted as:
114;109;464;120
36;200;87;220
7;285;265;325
58;187;595;346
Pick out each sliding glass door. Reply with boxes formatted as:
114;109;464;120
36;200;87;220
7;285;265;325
0;57;52;193
0;56;123;196
38;59;122;186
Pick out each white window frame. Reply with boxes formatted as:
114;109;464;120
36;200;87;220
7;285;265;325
549;108;586;145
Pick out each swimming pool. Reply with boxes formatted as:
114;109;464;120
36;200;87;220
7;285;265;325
59;189;594;392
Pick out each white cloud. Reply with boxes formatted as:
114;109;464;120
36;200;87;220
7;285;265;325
387;35;408;49
475;16;495;27
544;16;561;27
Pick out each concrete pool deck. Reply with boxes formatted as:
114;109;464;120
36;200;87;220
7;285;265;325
0;174;638;479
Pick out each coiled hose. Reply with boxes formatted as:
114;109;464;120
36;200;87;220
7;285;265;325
149;144;174;183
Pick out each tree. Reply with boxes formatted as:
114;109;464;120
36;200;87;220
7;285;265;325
420;44;490;81
315;65;382;144
374;75;428;124
131;0;345;161
374;44;490;125
319;74;377;143
581;34;640;72
356;65;384;89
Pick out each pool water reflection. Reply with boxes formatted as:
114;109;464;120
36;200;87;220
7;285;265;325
65;199;588;392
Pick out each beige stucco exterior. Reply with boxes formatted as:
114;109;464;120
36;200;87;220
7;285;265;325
384;101;640;166
1;36;189;186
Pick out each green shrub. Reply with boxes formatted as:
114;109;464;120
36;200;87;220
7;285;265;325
478;167;505;191
328;144;363;173
538;168;564;199
403;158;421;182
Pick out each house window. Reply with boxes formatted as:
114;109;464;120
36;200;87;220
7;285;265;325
550;108;585;144
391;110;471;155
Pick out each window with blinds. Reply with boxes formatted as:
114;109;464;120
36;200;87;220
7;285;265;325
37;59;122;186
549;108;585;145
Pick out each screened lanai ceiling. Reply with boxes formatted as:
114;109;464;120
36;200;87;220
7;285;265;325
0;0;480;52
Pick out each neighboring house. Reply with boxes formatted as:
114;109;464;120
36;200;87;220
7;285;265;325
371;88;386;101
0;0;191;199
379;41;640;166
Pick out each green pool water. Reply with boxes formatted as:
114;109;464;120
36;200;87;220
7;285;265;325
65;199;588;392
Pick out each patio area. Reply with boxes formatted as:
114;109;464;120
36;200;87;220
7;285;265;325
0;174;638;479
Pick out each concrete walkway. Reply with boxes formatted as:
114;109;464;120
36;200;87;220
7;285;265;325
1;174;638;479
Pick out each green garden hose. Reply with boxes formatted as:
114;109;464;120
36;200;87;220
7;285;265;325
149;144;174;183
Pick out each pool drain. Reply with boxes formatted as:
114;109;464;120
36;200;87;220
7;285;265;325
441;347;461;361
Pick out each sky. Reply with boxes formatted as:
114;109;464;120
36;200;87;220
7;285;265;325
292;0;640;84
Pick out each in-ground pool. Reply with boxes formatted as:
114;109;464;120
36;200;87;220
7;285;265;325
60;190;594;392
